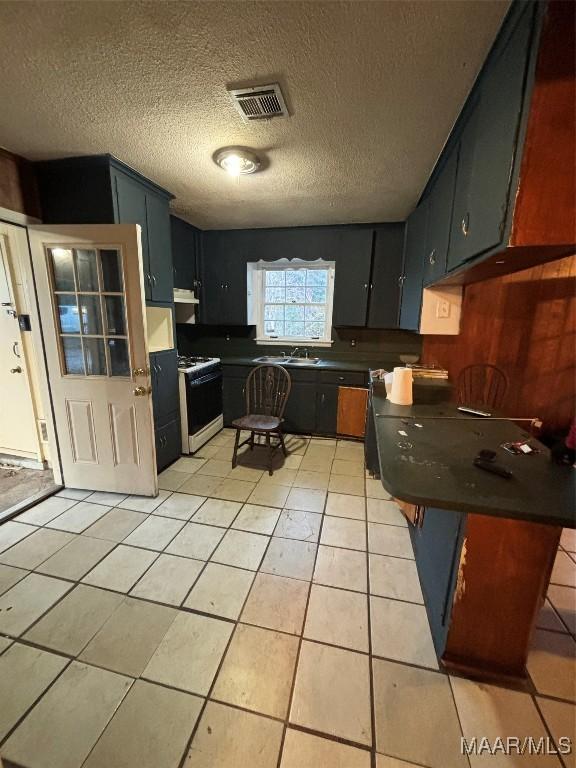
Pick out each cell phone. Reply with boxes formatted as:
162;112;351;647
501;442;522;455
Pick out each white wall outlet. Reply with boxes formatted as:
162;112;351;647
436;299;451;319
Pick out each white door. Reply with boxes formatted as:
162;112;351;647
0;234;40;457
28;224;157;495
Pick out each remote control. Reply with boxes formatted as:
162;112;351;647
458;406;492;417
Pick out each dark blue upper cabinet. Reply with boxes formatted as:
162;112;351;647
331;229;374;327
367;224;405;328
171;215;200;291
448;3;534;270
145;192;173;302
423;145;458;285
35;155;174;305
111;170;151;299
199;226;375;327
399;201;428;331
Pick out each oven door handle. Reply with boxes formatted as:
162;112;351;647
186;370;223;387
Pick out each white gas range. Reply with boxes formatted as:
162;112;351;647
177;356;223;454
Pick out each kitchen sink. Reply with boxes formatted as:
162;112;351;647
253;356;291;364
252;356;321;365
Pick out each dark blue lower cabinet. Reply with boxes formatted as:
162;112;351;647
283;381;317;433
155;419;180;473
150;349;180;471
411;506;466;658
223;376;246;426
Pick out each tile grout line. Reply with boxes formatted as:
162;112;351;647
174;527;275;768
273;449;332;768
4;436;572;764
363;466;378;768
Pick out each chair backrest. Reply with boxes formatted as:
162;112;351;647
245;364;292;418
457;364;509;409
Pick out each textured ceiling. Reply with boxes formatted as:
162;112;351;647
0;1;510;229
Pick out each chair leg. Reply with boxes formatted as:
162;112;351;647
250;431;255;451
278;429;288;457
232;428;240;468
266;432;273;475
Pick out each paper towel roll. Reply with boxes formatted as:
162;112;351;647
389;367;413;405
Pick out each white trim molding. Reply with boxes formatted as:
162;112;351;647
0;206;41;227
247;258;335;345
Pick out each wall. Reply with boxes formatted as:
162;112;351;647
0;148;41;217
177;324;422;370
422;255;575;435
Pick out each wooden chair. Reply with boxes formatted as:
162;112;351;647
457;364;509;410
231;364;292;475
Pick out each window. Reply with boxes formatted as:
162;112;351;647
48;246;131;377
248;260;335;345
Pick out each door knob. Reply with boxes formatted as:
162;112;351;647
133;386;149;396
10;366;22;374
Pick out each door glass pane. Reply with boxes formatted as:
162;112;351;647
50;248;75;291
57;295;80;333
108;338;130;376
75;250;99;291
100;249;123;292
78;294;103;335
84;337;107;375
104;295;126;335
62;336;84;374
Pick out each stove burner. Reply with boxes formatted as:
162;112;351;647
178;355;214;368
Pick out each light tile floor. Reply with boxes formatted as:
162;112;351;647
0;429;574;768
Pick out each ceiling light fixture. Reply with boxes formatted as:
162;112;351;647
213;146;261;176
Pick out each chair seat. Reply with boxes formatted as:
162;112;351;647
232;414;282;431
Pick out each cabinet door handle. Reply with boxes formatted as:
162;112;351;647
363;283;368;290
429;249;436;265
338;376;345;382
370;283;373;290
151;274;157;286
461;213;470;236
156;364;162;374
146;273;152;286
398;275;406;286
321;393;325;405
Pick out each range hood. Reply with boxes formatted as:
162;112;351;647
174;288;199;325
174;288;199;304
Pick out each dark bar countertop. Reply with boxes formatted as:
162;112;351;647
372;384;575;528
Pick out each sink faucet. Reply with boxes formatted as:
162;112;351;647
290;347;301;358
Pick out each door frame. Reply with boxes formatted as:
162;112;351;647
0;214;63;487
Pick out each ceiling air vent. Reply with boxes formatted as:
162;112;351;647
228;83;289;122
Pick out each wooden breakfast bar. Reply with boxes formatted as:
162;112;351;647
368;384;575;683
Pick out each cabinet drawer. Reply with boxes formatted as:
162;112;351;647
222;365;253;380
319;370;366;386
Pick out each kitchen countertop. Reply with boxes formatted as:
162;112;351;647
219;355;375;372
372;389;575;528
